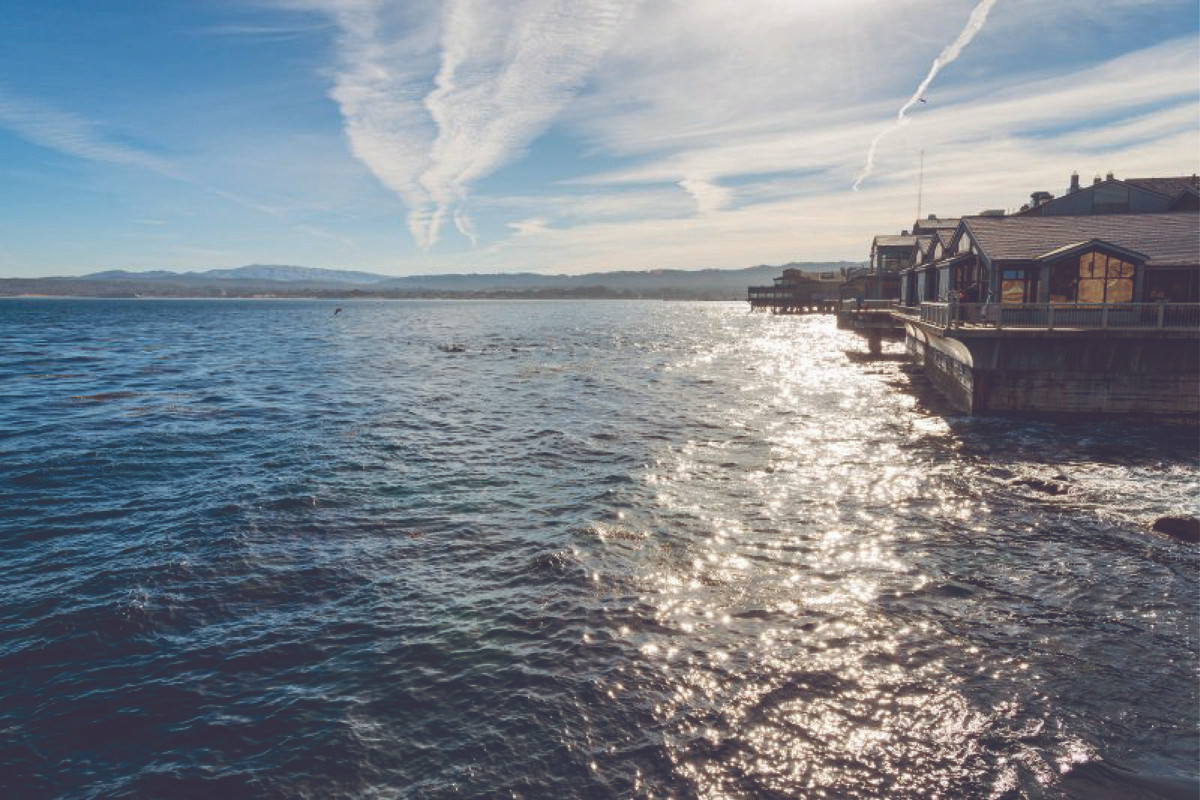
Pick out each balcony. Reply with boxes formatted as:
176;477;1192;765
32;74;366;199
910;302;1200;331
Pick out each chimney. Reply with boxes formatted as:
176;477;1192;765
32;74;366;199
927;213;937;220
1093;174;1102;185
901;229;909;236
1069;172;1080;194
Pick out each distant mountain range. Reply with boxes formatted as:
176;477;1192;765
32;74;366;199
0;261;865;300
85;265;393;284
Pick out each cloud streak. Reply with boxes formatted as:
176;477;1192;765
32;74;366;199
853;0;998;190
321;0;636;248
456;36;1197;273
0;88;354;245
0;92;179;176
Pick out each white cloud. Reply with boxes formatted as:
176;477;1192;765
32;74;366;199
439;35;1199;275
316;0;637;248
566;37;1198;194
507;217;551;237
480;186;695;221
678;178;731;214
453;206;478;246
289;0;1195;270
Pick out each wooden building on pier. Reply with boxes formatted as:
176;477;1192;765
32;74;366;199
748;267;844;314
888;172;1199;417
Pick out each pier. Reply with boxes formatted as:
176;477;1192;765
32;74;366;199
748;172;1199;417
894;301;1200;416
836;299;904;353
748;267;843;314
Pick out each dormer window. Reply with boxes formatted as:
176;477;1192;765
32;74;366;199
1048;249;1135;303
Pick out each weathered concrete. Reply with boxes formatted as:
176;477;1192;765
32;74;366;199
903;320;1200;417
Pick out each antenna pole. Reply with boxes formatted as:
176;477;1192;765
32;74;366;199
917;149;924;221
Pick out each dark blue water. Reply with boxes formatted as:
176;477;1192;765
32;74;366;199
1;298;1196;798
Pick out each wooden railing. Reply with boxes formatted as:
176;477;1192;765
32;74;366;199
840;299;899;311
916;302;1200;331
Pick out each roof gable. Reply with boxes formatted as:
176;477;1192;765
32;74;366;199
1123;176;1200;198
1034;238;1148;264
1018;175;1200;217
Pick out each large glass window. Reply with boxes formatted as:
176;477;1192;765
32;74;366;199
1001;269;1035;303
1048;251;1134;303
1146;268;1199;302
1077;252;1134;303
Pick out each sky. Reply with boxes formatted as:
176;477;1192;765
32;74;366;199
0;0;1197;278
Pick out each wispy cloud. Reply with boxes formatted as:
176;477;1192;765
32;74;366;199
292;222;357;247
0;88;354;246
678;178;731;214
853;0;998;190
507;217;551;237
318;0;637;248
442;34;1198;273
0;92;179;176
570;37;1198;192
452;206;478;246
195;22;331;40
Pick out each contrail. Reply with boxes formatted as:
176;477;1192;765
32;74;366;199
853;0;998;191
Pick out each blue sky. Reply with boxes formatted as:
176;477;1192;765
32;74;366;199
0;0;1196;278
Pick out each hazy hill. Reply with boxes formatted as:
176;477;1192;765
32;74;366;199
373;263;854;293
84;264;390;284
1;261;864;300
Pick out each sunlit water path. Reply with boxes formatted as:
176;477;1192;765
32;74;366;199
1;299;1196;798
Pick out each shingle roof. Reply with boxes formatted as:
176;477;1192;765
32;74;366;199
872;234;921;248
913;217;961;231
1123;176;1200;198
962;213;1199;267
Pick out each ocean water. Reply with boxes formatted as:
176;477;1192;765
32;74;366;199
0;298;1196;799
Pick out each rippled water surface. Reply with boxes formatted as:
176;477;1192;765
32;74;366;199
1;298;1196;799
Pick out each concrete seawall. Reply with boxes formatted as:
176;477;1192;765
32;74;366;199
904;322;1200;417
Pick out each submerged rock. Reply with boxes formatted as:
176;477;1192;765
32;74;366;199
1010;477;1070;495
1151;515;1200;543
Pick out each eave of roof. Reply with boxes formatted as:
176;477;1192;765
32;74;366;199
902;253;973;273
1035;238;1148;263
1123;176;1200;198
872;235;921;247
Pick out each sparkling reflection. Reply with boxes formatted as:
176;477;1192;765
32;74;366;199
574;309;1192;798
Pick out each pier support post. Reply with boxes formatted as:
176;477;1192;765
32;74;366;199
868;330;883;355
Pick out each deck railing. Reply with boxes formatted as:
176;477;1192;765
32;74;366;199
840;299;899;311
917;302;1200;331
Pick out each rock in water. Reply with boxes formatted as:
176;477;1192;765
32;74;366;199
1152;516;1200;543
1011;477;1069;495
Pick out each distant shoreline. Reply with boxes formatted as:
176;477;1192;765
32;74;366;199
0;261;865;302
0;293;746;302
